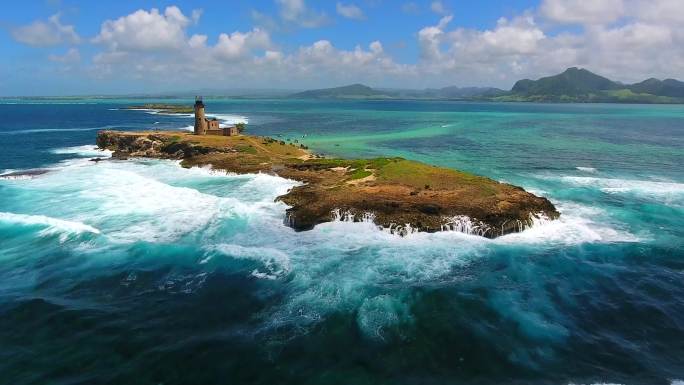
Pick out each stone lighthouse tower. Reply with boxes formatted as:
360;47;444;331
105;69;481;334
194;96;207;135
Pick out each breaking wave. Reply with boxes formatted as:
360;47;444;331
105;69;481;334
51;145;113;157
0;211;100;242
560;176;684;205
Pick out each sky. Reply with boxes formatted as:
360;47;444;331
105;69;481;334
1;0;683;96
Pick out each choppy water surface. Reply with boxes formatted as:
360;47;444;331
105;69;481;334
0;99;683;385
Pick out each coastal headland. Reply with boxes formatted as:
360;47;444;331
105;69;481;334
96;129;559;238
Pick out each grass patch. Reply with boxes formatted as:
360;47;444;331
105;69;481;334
376;159;497;195
347;168;373;180
236;145;258;154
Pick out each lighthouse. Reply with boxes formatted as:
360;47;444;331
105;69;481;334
193;96;240;136
194;96;207;135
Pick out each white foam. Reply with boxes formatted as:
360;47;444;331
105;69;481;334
561;176;684;204
78;167;225;243
51;145;113;157
207;113;248;125
0;173;34;180
129;107;248;129
576;166;597;173
495;202;640;245
13;158;299;244
210;244;292;280
441;215;491;236
324;203;638;246
0;212;100;242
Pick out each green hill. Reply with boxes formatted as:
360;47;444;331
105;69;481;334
512;67;619;96
506;68;684;103
629;78;684;98
291;84;507;100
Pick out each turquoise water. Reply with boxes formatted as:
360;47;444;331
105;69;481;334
0;99;683;384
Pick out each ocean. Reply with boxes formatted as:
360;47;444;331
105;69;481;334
0;98;682;385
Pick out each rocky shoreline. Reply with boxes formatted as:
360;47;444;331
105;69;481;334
96;130;559;238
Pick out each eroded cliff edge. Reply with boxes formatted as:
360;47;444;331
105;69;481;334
97;130;559;238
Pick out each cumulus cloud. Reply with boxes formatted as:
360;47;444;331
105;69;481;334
418;15;452;61
93;6;197;51
213;28;272;60
11;13;80;47
336;3;365;20
276;0;329;28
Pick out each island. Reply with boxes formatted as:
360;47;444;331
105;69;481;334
96;130;559;238
123;104;195;114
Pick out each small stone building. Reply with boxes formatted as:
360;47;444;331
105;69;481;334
193;96;239;136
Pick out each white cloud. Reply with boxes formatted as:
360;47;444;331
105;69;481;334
430;1;448;15
418;15;452;61
540;0;624;25
279;40;408;84
213;28;272;60
11;13;80;47
633;0;684;24
76;1;684;90
276;0;329;28
478;16;546;55
93;6;197;51
336;3;365;20
48;48;80;63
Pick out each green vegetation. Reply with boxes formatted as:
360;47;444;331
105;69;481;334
507;67;684;103
511;67;618;96
235;122;246;133
376;159;496;194
236;145;257;154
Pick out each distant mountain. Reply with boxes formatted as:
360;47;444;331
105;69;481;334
290;69;684;103
291;84;506;100
629;78;684;98
512;67;619;96
291;84;390;99
419;86;507;98
506;67;684;103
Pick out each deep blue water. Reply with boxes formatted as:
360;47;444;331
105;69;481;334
0;98;683;385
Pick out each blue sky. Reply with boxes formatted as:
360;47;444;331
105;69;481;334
1;0;683;95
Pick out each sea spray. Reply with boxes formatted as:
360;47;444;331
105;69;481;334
441;215;491;236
